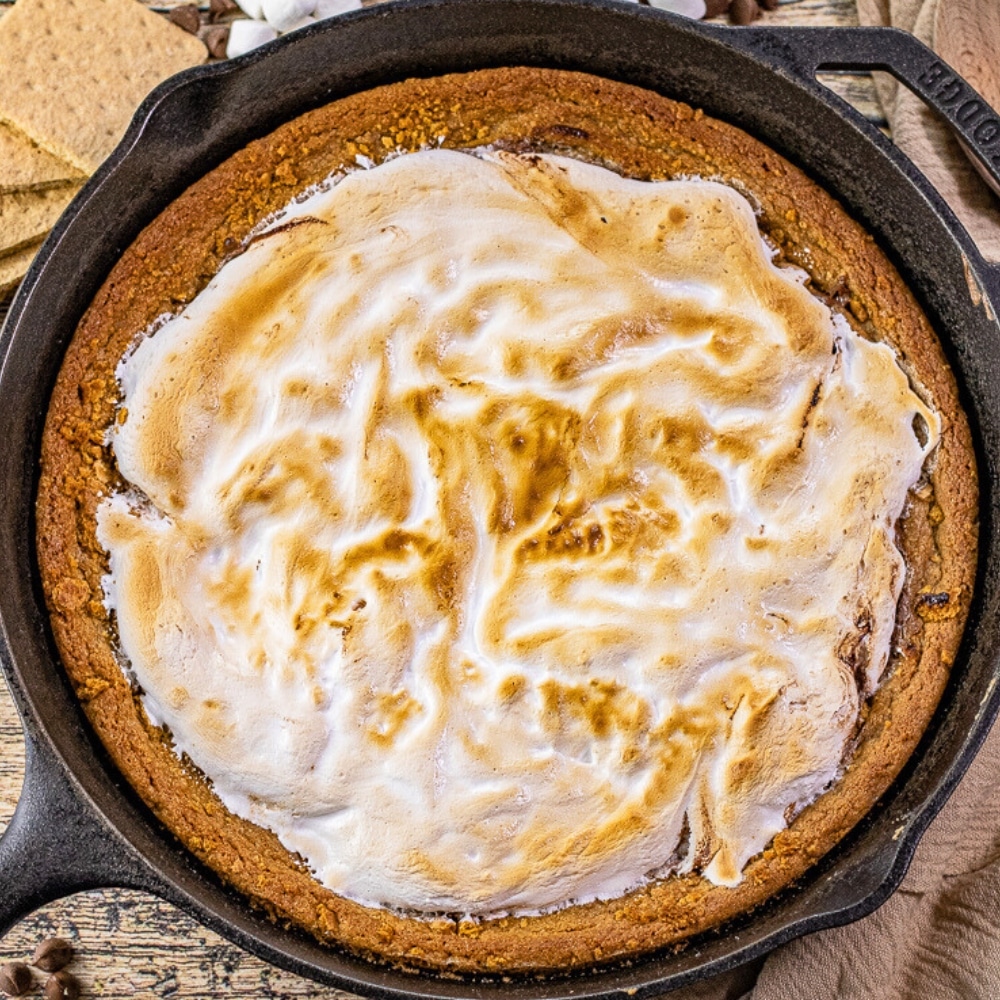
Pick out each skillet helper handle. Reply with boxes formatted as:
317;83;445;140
750;25;1000;304
0;728;154;935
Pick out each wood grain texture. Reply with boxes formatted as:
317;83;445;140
1;1;876;996
933;0;1000;196
934;0;1000;107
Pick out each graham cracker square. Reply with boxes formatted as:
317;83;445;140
0;184;83;259
0;0;206;174
0;122;84;195
0;239;43;297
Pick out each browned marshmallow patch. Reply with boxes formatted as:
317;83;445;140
97;150;939;914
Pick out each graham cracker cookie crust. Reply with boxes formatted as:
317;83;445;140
35;67;977;975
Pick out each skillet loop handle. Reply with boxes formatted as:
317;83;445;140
758;27;1000;192
0;728;155;936
742;26;1000;305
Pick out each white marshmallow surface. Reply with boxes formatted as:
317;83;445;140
99;150;939;916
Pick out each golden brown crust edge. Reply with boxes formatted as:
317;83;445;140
35;67;978;975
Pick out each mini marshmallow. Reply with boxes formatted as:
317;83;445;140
278;12;317;33
232;0;265;19
313;0;362;17
261;0;317;32
226;18;279;57
646;0;708;16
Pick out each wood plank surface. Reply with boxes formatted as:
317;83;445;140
1;0;873;996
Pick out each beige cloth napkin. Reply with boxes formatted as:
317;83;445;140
668;5;1000;997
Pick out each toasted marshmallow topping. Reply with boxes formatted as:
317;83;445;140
98;149;939;914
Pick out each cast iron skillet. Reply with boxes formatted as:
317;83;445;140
2;1;1000;995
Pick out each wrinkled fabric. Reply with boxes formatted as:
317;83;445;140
667;3;1000;996
667;668;1000;1000
750;724;1000;1000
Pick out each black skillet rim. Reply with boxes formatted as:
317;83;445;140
2;1;1000;996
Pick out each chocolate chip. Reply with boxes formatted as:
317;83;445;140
0;963;33;998
203;24;231;59
44;971;80;1000
703;0;731;16
168;4;202;35
729;0;761;23
32;938;74;974
917;591;951;609
209;0;240;20
549;124;590;140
